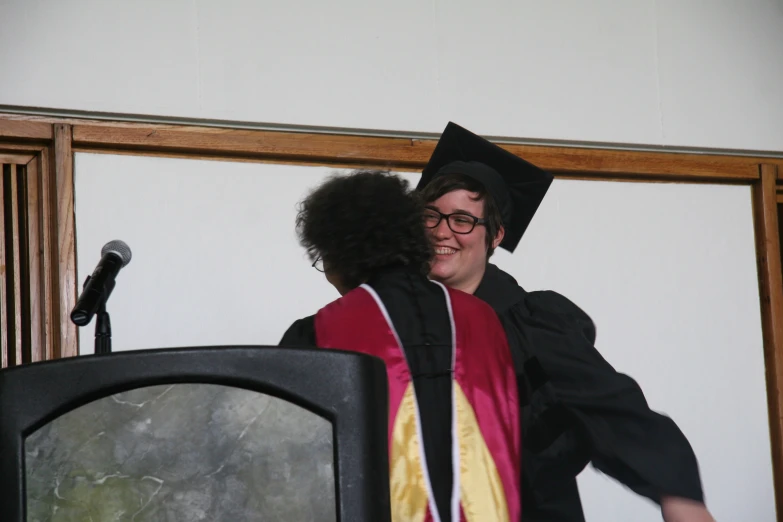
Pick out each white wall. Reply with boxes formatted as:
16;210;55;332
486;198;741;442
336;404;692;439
2;0;779;519
1;0;782;152
74;152;774;521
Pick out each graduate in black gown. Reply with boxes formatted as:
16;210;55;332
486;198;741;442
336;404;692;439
416;122;716;522
280;170;522;522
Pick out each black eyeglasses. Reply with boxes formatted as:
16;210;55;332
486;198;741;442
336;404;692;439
312;256;325;272
423;208;486;234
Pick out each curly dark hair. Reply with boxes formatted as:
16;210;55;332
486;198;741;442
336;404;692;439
296;170;434;289
419;173;504;258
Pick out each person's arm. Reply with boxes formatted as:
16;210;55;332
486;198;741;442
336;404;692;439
518;291;711;513
661;496;716;522
279;315;317;347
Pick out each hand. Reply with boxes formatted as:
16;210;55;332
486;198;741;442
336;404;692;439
661;496;716;522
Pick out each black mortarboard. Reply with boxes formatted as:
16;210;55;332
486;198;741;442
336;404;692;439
417;122;554;253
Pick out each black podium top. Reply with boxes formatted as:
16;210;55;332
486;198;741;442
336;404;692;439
0;346;390;522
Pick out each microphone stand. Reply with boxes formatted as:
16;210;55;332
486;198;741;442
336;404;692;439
83;276;115;355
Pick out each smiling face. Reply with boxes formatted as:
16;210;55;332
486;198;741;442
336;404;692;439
426;189;504;294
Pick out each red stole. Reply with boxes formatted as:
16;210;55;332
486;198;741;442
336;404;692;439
315;282;521;522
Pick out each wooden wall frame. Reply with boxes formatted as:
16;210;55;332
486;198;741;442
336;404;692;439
1;112;782;519
754;164;783;517
0;119;77;364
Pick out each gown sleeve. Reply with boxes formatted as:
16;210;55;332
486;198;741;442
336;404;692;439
512;290;704;505
279;315;317;347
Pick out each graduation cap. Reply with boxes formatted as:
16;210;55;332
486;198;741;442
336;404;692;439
416;122;554;253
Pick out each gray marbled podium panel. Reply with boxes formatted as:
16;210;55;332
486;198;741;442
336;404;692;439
25;384;335;522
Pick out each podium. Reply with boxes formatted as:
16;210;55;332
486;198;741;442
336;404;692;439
0;346;390;521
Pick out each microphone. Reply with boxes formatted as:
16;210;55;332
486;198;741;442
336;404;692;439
70;240;132;327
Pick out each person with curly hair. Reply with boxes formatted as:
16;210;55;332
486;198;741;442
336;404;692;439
280;170;521;522
417;123;715;522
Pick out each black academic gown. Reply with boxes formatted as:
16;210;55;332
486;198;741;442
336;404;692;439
476;263;704;521
280;267;457;522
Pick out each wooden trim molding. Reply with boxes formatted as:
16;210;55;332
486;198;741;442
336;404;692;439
37;146;58;361
0;152;35;164
753;164;783;520
52;124;78;359
68;121;774;183
0;165;8;367
4;112;782;179
24;156;44;363
6;164;24;365
0;119;53;141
